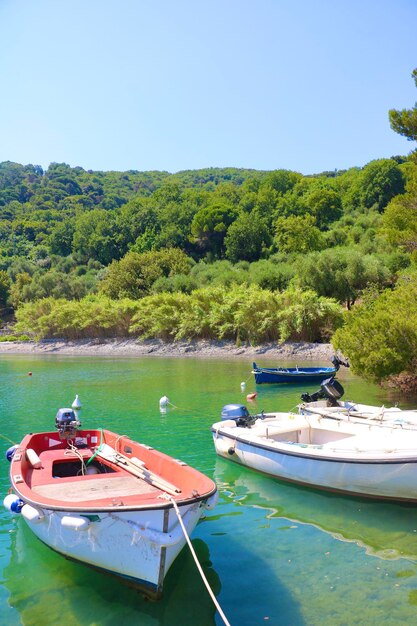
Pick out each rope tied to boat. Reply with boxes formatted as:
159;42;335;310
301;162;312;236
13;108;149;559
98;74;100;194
168;496;232;626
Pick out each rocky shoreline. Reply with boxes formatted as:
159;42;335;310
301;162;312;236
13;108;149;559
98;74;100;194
0;338;337;361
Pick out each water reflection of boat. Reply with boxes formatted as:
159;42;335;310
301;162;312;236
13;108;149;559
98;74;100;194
214;458;417;562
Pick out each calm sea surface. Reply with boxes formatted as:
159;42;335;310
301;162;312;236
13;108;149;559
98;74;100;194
1;354;417;626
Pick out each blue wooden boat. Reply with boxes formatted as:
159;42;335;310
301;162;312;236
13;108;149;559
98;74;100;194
252;356;345;385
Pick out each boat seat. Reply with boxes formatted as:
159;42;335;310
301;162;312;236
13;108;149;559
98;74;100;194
256;422;310;438
32;474;160;502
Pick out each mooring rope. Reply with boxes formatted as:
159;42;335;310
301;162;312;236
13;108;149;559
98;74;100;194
169;497;231;626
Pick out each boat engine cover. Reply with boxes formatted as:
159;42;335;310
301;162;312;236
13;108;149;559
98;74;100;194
320;378;344;400
55;408;81;439
221;404;250;421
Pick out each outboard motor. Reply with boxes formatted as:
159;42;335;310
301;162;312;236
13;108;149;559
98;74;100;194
300;377;345;406
330;355;349;370
55;408;81;440
221;404;255;427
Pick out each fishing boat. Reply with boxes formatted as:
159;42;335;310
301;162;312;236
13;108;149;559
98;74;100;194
4;406;218;599
251;355;347;385
211;403;417;501
298;378;417;430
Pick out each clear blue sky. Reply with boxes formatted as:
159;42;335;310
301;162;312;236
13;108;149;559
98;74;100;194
0;0;416;175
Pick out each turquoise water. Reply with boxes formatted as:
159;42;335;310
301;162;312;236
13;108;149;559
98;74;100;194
1;355;417;625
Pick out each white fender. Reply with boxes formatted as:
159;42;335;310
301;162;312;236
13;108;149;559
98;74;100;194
61;515;91;531
26;449;42;469
21;504;44;524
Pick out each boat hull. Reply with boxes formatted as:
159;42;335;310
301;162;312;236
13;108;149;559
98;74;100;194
252;364;337;385
212;417;417;501
19;498;210;599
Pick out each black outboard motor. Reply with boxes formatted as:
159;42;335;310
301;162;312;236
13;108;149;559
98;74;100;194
330;355;350;370
221;404;255;427
55;408;81;440
300;377;345;406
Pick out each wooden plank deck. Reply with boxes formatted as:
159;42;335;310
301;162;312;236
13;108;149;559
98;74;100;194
32;474;160;502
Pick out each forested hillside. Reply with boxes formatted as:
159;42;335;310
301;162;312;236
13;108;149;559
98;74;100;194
0;157;411;307
1;67;417;386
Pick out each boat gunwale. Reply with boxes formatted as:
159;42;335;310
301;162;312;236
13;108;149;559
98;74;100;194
10;428;217;512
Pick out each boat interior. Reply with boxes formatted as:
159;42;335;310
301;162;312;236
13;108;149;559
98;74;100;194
257;422;354;446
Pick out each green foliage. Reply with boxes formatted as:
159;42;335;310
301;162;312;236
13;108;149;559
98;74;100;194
296;247;392;308
72;209;122;264
0;334;30;342
224;212;271;262
332;274;417;381
274;215;325;253
0;270;11;306
389;68;417;142
129;285;343;344
357;159;405;212
0;157;414;346
14;286;343;344
15;296;141;340
100;249;194;299
190;203;237;257
382;188;417;252
303;188;343;229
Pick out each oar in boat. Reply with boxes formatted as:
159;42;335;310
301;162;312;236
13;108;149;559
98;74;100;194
95;443;181;495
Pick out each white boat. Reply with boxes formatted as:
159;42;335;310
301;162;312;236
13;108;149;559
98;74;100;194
4;407;218;599
211;404;417;502
298;378;417;429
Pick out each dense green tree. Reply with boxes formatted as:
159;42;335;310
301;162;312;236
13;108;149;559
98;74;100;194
296;247;392;308
332;274;417;381
100;248;193;299
274;215;325;254
382;191;417;253
357;159;405;212
190;203;237;257
72;209;122;264
304;188;343;229
48;220;75;256
224;212;271;262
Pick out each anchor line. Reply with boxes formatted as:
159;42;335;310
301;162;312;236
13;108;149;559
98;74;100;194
168;496;232;626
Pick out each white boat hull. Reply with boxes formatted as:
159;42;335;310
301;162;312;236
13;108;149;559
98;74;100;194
20;500;208;596
212;414;417;501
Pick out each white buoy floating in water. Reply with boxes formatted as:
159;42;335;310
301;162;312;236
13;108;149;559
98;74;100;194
72;395;82;410
159;396;169;409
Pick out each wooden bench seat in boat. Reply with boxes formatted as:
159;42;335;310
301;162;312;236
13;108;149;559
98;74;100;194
32;474;160;502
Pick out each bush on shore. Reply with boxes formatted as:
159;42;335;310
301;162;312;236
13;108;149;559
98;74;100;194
14;286;344;344
332;274;417;381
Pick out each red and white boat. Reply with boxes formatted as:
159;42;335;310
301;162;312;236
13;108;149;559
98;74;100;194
5;407;217;599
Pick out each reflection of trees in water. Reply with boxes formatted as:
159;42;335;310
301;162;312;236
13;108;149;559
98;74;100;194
215;458;417;562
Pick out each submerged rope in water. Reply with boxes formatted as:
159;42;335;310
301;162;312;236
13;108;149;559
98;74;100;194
0;433;17;445
169;497;232;626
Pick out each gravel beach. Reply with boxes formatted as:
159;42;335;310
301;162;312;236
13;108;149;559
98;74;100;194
0;338;337;361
